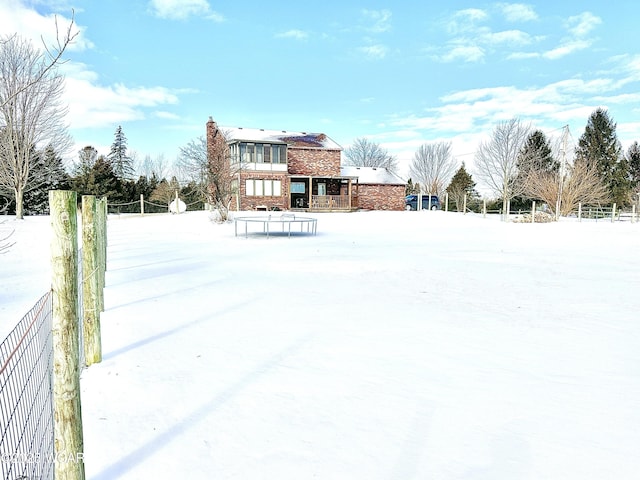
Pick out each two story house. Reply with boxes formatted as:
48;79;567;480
206;116;405;211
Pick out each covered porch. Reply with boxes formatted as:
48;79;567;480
289;176;358;211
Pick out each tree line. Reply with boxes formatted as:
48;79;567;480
0;123;203;216
344;109;640;215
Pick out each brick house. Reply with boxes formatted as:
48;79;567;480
340;166;407;210
206;117;406;211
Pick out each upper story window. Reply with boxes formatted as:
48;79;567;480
232;142;287;164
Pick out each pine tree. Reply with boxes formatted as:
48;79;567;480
405;178;421;195
23;145;70;214
575;108;631;205
627;142;640;199
446;163;478;212
514;130;558;209
108;125;134;180
518;130;558;173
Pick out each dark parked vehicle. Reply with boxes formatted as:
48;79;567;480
405;194;440;211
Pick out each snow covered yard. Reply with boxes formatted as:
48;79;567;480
2;210;640;479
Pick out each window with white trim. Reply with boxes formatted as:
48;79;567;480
245;179;283;196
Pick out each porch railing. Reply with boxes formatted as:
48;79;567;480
310;195;350;210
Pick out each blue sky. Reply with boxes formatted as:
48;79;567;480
3;0;640;179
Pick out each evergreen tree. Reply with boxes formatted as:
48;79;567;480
180;181;204;211
108;125;134;180
75;146;98;178
514;130;558;209
405;178;421;195
23;145;70;214
446;163;479;212
518;130;558;173
575;108;631;205
627;142;640;199
71;155;123;199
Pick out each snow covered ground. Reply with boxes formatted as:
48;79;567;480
1;210;640;479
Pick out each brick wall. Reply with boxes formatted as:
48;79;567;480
236;172;289;211
355;184;406;211
287;147;341;176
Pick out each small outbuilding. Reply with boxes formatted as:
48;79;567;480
340;166;407;211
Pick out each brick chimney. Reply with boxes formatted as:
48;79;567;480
206;116;218;156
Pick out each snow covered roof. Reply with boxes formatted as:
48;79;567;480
340;166;407;185
223;126;342;150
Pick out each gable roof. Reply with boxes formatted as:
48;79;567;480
223;126;342;150
340;166;407;185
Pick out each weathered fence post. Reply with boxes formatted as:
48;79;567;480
633;204;637;224
483;198;487;218
578;203;582;222
531;201;536;223
445;192;449;212
140;193;145;216
611;203;617;223
95;198;107;313
82;195;101;366
49;190;86;480
463;194;467;214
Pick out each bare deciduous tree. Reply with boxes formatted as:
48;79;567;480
0;13;77;110
176;135;209;201
409;141;457;197
524;160;609;216
136;152;171;180
178;119;239;222
150;177;181;206
343;137;398;173
474;118;531;218
0;18;76;219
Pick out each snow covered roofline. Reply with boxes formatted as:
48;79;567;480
340;166;407;185
223;126;342;150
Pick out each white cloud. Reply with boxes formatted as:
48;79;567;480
61;63;180;128
543;39;591;60
359;44;389;60
275;30;309;40
566;12;601;38
510;11;601;61
482;29;532;46
388;73;640;148
0;2;92;52
498;3;538;22
361;9;392;33
440;45;485;63
148;0;224;21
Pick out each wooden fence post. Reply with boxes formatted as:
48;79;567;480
82;195;101;366
611;203;617;223
140;194;145;216
445;192;449;212
95;198;106;313
483;198;487;218
49;190;86;480
578;203;582;222
463;194;467;214
531;201;536;223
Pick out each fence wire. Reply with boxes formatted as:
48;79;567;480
0;292;54;480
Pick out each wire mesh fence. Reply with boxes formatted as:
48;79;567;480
0;292;54;480
0;249;87;479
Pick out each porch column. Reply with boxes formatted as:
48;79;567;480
308;176;313;209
